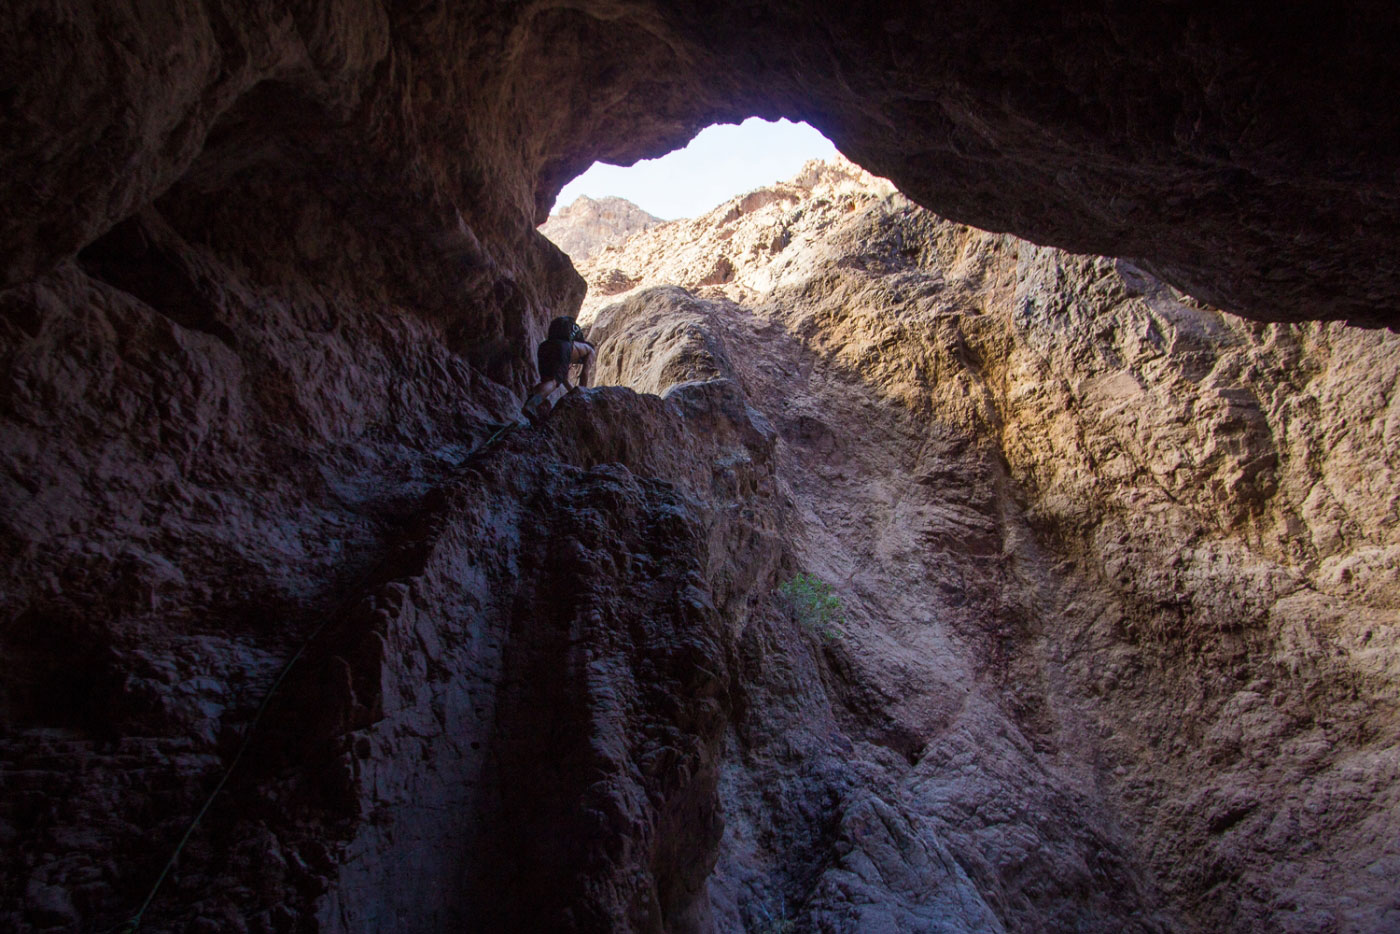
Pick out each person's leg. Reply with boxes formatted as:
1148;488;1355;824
523;379;559;423
522;377;555;421
571;341;595;388
526;339;572;420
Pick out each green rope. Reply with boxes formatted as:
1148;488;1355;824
477;420;516;451
116;621;328;933
116;418;522;932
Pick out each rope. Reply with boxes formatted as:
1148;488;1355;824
476;420;516;452
115;620;328;933
114;417;523;932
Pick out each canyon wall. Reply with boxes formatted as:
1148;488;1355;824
2;1;1399;931
542;197;665;264
577;162;1400;932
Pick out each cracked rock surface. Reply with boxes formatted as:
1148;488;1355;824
12;159;1393;932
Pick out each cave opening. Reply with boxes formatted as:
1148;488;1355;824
5;4;1400;932
539;116;850;311
551;117;840;223
513;67;1400;932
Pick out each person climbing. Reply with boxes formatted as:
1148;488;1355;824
521;314;594;424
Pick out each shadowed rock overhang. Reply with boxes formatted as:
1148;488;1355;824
5;5;1400;931
3;1;1398;327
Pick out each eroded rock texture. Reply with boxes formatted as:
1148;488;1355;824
3;368;786;931
542;196;665;264
576;164;1400;933
4;2;1400;324
3;2;1400;933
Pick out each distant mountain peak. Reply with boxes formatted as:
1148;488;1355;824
540;195;664;263
571;156;896;316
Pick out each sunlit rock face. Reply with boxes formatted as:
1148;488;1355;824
2;1;1399;931
576;157;896;318
542;195;665;264
584;163;1400;933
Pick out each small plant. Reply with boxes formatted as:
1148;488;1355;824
778;572;844;641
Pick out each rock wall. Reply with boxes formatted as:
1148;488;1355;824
3;369;788;930
580;164;1400;932
542;196;665;264
3;2;1400;931
4;2;1400;324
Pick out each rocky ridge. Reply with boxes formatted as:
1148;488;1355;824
542;195;665;264
578;157;895;316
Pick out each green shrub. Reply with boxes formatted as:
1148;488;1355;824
778;572;844;641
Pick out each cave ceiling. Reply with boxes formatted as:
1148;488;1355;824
2;1;1397;325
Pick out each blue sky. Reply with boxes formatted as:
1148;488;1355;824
554;118;838;221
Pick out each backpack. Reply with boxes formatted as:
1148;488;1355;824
547;315;585;343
